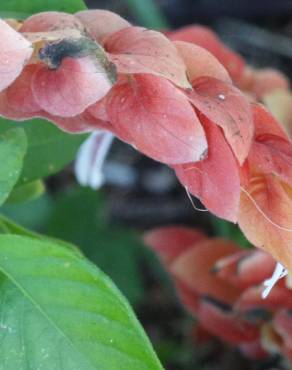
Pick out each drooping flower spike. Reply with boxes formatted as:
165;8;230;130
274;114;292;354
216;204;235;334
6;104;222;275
0;10;255;166
144;226;292;361
1;10;292;275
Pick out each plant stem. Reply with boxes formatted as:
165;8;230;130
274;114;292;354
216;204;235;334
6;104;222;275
124;0;169;29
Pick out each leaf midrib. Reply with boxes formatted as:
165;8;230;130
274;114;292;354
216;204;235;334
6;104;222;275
0;263;98;370
0;254;157;369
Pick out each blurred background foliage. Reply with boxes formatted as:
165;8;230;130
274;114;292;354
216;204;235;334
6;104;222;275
3;0;292;369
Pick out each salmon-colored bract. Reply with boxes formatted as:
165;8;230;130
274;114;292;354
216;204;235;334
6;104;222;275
175;116;240;222
105;26;190;88
19;11;85;32
174;41;231;83
239;174;292;270
32;56;114;117
107;74;208;164
187;76;254;164
167;25;245;84
144;226;292;360
76;10;130;44
0;19;33;92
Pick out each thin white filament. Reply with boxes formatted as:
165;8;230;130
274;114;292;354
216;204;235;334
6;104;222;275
185;186;208;212
240;186;292;233
262;262;288;299
75;130;114;189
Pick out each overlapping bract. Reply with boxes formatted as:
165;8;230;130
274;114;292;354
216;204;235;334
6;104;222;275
238;105;292;270
144;226;292;361
1;10;292;270
0;19;33;92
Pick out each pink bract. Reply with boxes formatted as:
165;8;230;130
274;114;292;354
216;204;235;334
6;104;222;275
0;19;33;92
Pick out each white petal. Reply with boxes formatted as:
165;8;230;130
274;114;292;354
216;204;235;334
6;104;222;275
261;262;288;299
74;130;114;189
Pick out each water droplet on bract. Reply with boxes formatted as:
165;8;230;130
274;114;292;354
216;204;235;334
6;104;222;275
218;94;226;101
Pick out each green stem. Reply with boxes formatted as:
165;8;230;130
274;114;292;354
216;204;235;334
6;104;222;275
124;0;169;29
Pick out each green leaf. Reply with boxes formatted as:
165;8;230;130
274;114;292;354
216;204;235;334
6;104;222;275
0;234;163;370
6;179;45;204
0;128;27;206
0;213;41;238
46;187;145;304
124;0;168;29
0;213;83;256
1;193;52;230
0;0;86;16
0;118;87;184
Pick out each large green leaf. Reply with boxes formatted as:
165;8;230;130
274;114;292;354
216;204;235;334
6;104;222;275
0;234;163;370
46;187;145;304
0;119;87;184
0;213;41;237
0;128;27;206
0;213;82;255
6;179;45;204
1;193;52;230
0;0;86;16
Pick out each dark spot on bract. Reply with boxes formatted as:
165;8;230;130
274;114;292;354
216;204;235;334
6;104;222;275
199;148;208;161
39;37;106;70
202;295;232;312
244;308;272;322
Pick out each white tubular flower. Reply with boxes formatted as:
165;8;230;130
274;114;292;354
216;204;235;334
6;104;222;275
262;262;288;299
74;130;114;189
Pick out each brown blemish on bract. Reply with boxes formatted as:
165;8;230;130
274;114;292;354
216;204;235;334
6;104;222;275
38;37;117;84
105;26;191;88
202;295;232;312
244;308;272;322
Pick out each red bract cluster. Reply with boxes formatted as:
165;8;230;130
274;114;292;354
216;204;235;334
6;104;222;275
1;10;292;270
167;24;290;99
144;226;292;360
